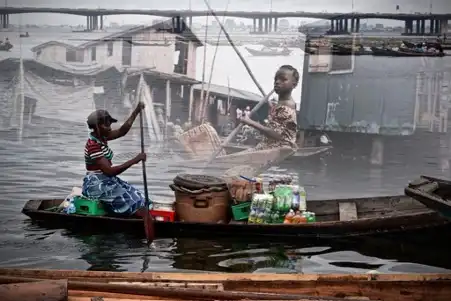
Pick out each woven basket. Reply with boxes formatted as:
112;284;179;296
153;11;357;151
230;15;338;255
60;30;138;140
177;123;226;159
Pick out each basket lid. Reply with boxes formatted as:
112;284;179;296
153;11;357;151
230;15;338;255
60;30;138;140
173;174;228;190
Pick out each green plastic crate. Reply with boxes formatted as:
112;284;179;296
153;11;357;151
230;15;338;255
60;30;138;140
231;202;251;221
73;196;107;216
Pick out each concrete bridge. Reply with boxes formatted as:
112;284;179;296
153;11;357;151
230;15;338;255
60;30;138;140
0;7;449;35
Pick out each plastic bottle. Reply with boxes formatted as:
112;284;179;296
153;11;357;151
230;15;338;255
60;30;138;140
256;210;265;224
66;202;76;214
248;208;257;223
284;209;295;224
291;185;300;211
298;186;307;212
292;211;307;224
254;177;263;193
306;212;316;223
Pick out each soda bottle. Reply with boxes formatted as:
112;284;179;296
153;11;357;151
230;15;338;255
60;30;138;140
307;212;316;223
284;210;295;224
248;208;256;223
298;186;307;212
256;210;265;224
291;185;300;211
271;210;280;224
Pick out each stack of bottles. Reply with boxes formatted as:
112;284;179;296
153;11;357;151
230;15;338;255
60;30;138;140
247;175;316;224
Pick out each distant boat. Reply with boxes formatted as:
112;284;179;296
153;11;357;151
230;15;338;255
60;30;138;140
245;47;292;57
0;43;13;51
370;46;445;57
19;32;29;38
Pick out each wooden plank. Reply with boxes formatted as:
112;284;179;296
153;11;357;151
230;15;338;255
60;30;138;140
339;202;357;221
1;269;451;282
0;280;68;301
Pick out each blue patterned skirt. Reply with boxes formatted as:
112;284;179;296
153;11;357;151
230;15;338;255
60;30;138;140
82;172;148;215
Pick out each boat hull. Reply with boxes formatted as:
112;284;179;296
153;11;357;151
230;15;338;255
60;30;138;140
245;47;292;56
370;46;445;57
405;175;451;220
22;195;450;240
224;145;331;159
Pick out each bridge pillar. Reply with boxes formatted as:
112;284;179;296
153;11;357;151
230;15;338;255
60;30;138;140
344;18;348;32
188;16;192;28
268;17;272;32
258;18;263;32
274;17;278;32
435;19;441;34
416;20;420;34
440;20;449;34
355;18;360;32
421;19;425;34
253;18;256;32
404;20;413;34
264;18;269;32
1;14;9;29
330;19;334;32
339;19;343;31
429;19;435;34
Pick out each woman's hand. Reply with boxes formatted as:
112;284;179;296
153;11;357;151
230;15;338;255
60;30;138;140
133;152;147;164
135;101;145;113
239;115;252;125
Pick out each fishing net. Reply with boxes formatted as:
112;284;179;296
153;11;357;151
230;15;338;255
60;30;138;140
0;58;122;130
176;123;226;159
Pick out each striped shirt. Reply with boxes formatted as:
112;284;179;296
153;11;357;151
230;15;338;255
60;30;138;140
84;135;114;171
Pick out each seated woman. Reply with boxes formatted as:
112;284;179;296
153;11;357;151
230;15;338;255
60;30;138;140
239;65;298;152
82;102;148;216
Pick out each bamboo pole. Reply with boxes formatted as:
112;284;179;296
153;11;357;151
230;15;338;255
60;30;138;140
202;0;265;96
199;14;209;123
204;0;231;120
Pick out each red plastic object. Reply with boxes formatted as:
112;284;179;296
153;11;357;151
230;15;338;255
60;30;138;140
150;210;175;222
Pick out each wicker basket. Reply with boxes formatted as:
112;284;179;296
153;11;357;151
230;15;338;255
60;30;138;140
177;123;226;159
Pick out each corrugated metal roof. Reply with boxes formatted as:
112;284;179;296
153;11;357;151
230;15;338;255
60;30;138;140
31;19;203;53
192;83;263;102
0;58;120;76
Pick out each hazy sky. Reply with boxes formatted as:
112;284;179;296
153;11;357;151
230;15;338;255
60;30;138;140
5;0;451;25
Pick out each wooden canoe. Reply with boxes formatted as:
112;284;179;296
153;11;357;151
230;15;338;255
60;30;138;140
405;175;451;220
370;46;445;57
0;269;451;301
162;147;295;177
21;195;450;240
223;145;331;159
245;47;292;57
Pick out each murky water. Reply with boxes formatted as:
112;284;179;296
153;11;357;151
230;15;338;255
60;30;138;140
0;28;451;273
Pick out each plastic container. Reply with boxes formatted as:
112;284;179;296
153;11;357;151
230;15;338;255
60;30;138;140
174;189;230;223
73;196;106;216
150;209;175;222
231;201;251;221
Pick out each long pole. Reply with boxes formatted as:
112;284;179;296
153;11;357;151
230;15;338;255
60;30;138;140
202;0;266;97
140;111;154;245
18;14;24;142
199;14;209;122
205;0;231;108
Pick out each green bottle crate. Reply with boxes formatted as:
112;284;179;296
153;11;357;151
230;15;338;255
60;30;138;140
73;196;107;216
231;201;251;221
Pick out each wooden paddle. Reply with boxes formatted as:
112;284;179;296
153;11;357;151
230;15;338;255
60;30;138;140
206;89;274;165
139;111;154;244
